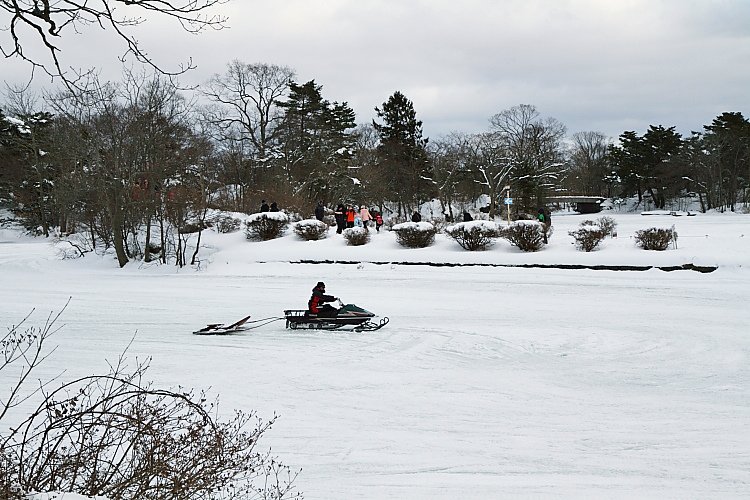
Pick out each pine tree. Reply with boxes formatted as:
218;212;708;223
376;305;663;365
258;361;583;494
372;91;432;216
274;80;356;204
610;126;683;209
703;112;750;211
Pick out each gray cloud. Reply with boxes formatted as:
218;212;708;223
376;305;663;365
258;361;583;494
3;0;749;140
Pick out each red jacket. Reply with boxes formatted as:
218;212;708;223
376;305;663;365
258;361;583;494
308;286;336;313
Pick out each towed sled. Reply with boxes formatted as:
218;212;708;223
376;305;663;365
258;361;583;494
193;315;252;335
193;315;282;335
284;303;389;332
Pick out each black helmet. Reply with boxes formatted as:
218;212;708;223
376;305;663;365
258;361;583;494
316;281;325;288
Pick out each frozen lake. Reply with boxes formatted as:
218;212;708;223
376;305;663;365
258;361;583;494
2;243;749;498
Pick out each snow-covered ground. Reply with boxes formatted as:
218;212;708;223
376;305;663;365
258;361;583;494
2;210;749;499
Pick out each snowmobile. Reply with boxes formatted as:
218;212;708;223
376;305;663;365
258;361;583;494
193;301;388;334
284;301;389;332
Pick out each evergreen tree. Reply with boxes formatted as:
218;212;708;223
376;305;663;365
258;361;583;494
703;112;750;211
610;126;683;208
275;80;356;205
372;91;432;215
0;110;58;235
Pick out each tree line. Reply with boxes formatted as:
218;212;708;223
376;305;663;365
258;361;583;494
1;62;748;267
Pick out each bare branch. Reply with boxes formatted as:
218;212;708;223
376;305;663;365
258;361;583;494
1;0;229;93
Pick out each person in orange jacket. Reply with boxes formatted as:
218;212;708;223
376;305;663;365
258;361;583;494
345;205;355;228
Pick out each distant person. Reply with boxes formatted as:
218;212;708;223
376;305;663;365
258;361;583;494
537;207;549;244
270;202;279;212
374;211;384;232
308;282;339;317
544;207;552;227
334;203;346;233
359;205;372;230
346;205;355;228
315;201;325;221
463;212;473;222
260;200;269;212
411;211;422;223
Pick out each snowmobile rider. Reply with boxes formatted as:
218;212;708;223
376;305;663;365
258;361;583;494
308;282;339;317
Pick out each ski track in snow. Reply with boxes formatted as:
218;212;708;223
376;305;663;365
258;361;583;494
1;215;750;499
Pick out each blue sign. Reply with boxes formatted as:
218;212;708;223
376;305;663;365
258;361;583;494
504;198;513;205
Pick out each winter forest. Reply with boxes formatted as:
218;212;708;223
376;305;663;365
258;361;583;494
1;63;749;267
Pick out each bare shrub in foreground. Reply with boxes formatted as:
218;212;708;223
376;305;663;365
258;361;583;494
0;306;300;500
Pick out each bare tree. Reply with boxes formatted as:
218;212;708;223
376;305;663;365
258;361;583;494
466;132;514;219
1;0;228;90
203;61;294;160
489;104;566;211
428;132;476;221
202;61;294;207
566;131;611;196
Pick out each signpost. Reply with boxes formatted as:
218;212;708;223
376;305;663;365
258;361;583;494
503;185;512;226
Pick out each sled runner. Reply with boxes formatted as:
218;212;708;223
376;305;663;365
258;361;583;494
284;303;389;332
193;315;252;335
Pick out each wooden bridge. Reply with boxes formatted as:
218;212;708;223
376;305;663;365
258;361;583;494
547;196;606;214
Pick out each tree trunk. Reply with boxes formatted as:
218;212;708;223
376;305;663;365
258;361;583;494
110;195;129;268
144;214;152;263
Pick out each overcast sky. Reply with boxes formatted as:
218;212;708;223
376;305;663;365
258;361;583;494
3;0;749;140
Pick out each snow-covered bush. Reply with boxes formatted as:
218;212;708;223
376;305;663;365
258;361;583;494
634;226;677;250
499;220;546;252
245;212;289;241
569;226;607;252
293;219;328;241
392;222;437;248
211;214;242;234
445;221;498;251
342;226;370;246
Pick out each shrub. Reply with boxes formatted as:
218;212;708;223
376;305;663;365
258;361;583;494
392;222;437;248
596;216;617;236
212;214;242;234
293;219;328;241
323;214;336;227
342;226;370;246
634;226;677;250
445;221;498;251
0;305;300;500
245;212;289;241
500;221;545;252
569;226;607;252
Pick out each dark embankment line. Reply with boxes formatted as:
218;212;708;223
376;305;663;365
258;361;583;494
284;260;717;273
